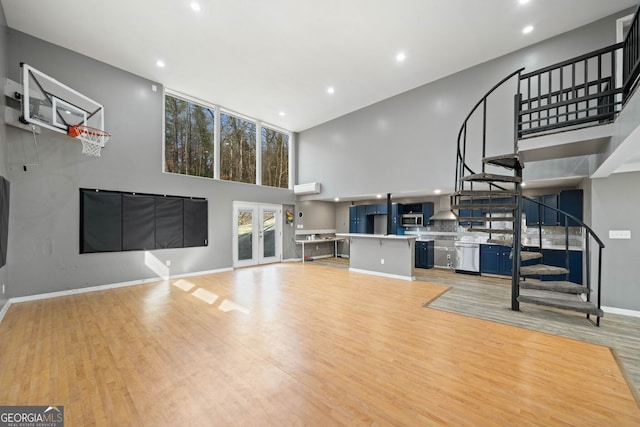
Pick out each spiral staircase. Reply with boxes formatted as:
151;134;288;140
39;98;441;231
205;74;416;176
451;9;640;325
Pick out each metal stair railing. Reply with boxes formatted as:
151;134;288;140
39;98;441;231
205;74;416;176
623;5;640;100
522;195;605;325
455;68;525;194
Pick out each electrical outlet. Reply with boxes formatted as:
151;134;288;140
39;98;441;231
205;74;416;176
447;254;451;260
381;258;385;264
166;260;171;267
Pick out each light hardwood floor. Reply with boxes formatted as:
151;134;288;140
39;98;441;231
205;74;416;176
1;262;639;426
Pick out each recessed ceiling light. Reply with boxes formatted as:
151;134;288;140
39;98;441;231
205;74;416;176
334;197;340;202
434;189;441;194
190;2;201;12
523;25;534;34
156;60;166;68
279;111;286;117
376;194;382;199
521;182;527;187
519;0;530;4
396;52;406;62
327;86;335;95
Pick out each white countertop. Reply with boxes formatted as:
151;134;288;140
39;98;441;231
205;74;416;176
295;237;345;243
336;233;417;240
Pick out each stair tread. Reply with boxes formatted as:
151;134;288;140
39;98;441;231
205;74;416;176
520;264;569;276
487;239;513;245
466;227;514;234
452;204;517;211
457;216;516;222
517;295;603;316
510;251;543;261
483;153;523;170
454;190;517;197
462;173;522;183
520;280;592;294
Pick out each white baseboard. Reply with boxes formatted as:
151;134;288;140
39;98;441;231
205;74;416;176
348;268;415;281
602;306;640;318
3;267;234;307
0;299;11;324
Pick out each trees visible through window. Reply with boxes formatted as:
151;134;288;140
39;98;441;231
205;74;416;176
220;112;256;184
164;91;291;188
261;127;289;189
165;95;215;178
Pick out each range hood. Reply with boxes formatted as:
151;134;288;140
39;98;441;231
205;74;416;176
430;196;457;221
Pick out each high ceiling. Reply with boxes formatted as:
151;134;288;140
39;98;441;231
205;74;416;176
2;0;637;133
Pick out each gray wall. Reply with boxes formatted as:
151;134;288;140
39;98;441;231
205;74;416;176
0;4;9;310
297;9;631;201
591;172;640;311
5;29;295;298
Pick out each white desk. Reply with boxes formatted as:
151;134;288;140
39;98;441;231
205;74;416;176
295;237;345;262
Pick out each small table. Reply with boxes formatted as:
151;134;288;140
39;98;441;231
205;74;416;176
295;238;345;263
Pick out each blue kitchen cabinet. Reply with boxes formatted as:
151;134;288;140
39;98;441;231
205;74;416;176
480;244;512;275
558;189;583;226
540;249;582;284
525;194;559;226
415;241;434;269
422;202;434;225
457;199;484;226
366;203;387;215
403;203;422;214
349;205;367;233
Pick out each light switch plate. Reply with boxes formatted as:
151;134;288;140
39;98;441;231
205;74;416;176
609;230;631;239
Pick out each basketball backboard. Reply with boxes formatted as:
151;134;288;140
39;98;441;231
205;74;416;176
21;63;105;135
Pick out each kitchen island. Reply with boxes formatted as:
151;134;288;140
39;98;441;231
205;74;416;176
336;233;417;280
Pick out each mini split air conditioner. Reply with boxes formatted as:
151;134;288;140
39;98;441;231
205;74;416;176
294;182;321;195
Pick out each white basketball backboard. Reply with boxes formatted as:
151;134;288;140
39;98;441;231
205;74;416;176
21;63;105;135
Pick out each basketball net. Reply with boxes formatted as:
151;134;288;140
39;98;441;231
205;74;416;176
68;125;111;157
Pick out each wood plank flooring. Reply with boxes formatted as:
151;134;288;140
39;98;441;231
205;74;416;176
1;262;639;426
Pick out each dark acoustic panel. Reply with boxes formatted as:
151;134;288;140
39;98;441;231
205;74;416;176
122;194;156;251
81;190;122;253
0;176;10;268
184;198;208;247
155;197;184;248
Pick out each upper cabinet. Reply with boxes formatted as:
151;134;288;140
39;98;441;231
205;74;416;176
525;190;582;227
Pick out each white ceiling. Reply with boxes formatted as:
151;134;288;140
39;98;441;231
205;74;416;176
2;0;637;133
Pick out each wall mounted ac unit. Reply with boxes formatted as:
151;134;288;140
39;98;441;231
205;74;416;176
294;182;321;195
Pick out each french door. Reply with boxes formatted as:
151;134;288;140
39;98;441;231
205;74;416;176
233;202;282;267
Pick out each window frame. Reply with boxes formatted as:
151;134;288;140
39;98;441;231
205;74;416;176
163;89;293;189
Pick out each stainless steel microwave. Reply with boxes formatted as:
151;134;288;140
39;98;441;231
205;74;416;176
401;213;423;226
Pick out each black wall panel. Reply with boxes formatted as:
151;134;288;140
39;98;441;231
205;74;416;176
122;194;156;250
81;190;122;253
155;197;184;248
80;189;207;254
0;176;10;268
184;199;208;247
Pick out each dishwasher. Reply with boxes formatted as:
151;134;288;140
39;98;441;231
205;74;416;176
454;241;480;274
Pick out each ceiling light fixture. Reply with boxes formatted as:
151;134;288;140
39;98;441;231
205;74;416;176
521;182;527;187
376;194;382;199
279;111;286;117
396;52;406;62
519;0;530;4
523;25;534;34
334;197;340;202
434;189;441;194
327;86;335;95
156;60;166;68
190;2;201;12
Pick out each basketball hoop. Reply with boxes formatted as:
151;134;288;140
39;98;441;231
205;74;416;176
68;125;111;157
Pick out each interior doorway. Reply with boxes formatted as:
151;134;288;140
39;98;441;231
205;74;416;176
233;202;282;267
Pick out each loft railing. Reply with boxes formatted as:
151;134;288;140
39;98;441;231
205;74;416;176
522;196;605;325
517;43;624;137
623;5;640;99
517;4;640;138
